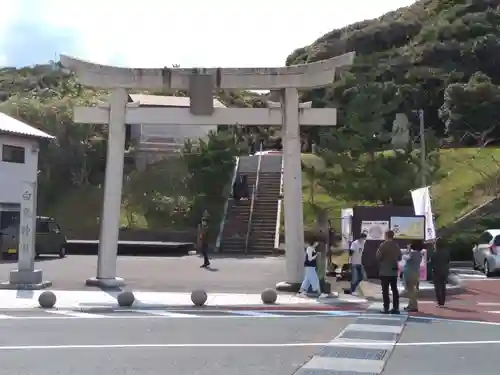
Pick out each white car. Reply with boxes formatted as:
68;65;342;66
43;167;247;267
472;229;500;277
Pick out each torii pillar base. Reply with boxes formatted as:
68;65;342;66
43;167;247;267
85;277;125;289
276;281;302;293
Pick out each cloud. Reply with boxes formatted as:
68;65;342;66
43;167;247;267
0;22;80;67
0;0;80;66
0;0;417;68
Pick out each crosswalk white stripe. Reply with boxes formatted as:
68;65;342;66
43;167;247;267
136;310;198;318
0;314;14;319
45;310;109;318
478;302;500;306
487;311;500;314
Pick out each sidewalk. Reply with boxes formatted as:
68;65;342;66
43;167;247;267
359;278;464;299
0;290;369;311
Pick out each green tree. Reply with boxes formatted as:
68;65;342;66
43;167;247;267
123;158;190;229
439;71;500;146
182;131;242;224
318;83;440;205
0;94;106;210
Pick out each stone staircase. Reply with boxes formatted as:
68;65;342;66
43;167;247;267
219;153;282;254
247;155;282;253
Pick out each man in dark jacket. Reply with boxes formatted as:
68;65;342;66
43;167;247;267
376;230;402;314
198;217;210;268
430;242;450;307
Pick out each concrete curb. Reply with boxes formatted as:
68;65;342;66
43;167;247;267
0;301;366;314
73;303;362;313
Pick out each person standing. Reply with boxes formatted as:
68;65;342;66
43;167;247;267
403;240;423;312
326;220;335;273
376;230;402;314
198;217;210;268
349;233;367;295
299;240;321;296
430;242;450;307
232;175;243;204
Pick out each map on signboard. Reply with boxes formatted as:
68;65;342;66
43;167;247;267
390;216;425;240
361;220;389;241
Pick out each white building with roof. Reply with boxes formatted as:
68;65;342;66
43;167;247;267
0;112;53;230
126;94;225;169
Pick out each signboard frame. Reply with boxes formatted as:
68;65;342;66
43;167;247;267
389;215;426;240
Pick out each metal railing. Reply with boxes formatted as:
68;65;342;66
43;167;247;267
215;156;240;253
244;143;263;253
274;156;285;250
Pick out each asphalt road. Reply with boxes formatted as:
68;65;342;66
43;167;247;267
0;315;352;375
411;278;500;322
0;255;289;292
383;317;500;374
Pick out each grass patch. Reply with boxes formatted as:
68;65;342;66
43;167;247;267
431;148;500;227
46;185;147;238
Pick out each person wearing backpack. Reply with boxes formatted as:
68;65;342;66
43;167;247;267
299;240;320;296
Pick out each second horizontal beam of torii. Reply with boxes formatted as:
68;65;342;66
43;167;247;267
74;103;337;126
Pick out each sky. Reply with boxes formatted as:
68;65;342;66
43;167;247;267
0;0;417;69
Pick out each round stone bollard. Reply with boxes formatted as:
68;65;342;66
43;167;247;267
191;290;207;307
38;291;57;309
117;291;135;307
261;288;278;305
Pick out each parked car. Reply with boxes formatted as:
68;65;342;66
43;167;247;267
472;229;500;277
0;216;67;260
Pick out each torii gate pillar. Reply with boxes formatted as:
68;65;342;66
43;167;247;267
278;88;306;290
60;52;355;290
87;88;128;288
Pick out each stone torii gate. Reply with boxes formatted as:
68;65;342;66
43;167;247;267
60;53;355;289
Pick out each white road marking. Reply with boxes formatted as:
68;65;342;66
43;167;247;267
302;357;385;373
46;310;109;318
0;342;343;351
328;338;393;349
397;340;500;347
408;315;500;325
486;311;500;314
135;310;199;318
347;323;403;334
0;310;359;320
229;310;285;317
478;302;500;306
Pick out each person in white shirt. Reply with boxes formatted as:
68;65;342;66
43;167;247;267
349;233;367;294
299;240;320;295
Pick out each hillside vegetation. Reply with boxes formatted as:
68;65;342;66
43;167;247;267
291;0;500;257
1;0;500;248
0;65;258;238
301;148;500;229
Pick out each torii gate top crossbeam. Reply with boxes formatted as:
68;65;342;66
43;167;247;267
60;52;355;90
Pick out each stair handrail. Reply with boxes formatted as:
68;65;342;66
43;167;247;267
274;155;284;250
215;156;240;252
245;142;263;253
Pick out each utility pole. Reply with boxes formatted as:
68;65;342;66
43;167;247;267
419;109;426;187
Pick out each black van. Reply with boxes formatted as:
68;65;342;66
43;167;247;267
0;216;67;260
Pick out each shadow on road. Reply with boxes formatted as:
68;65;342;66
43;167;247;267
0;255;60;264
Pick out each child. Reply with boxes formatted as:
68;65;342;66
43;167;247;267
299;240;321;296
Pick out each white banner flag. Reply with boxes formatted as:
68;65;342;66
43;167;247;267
410;186;436;241
341;208;353;250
